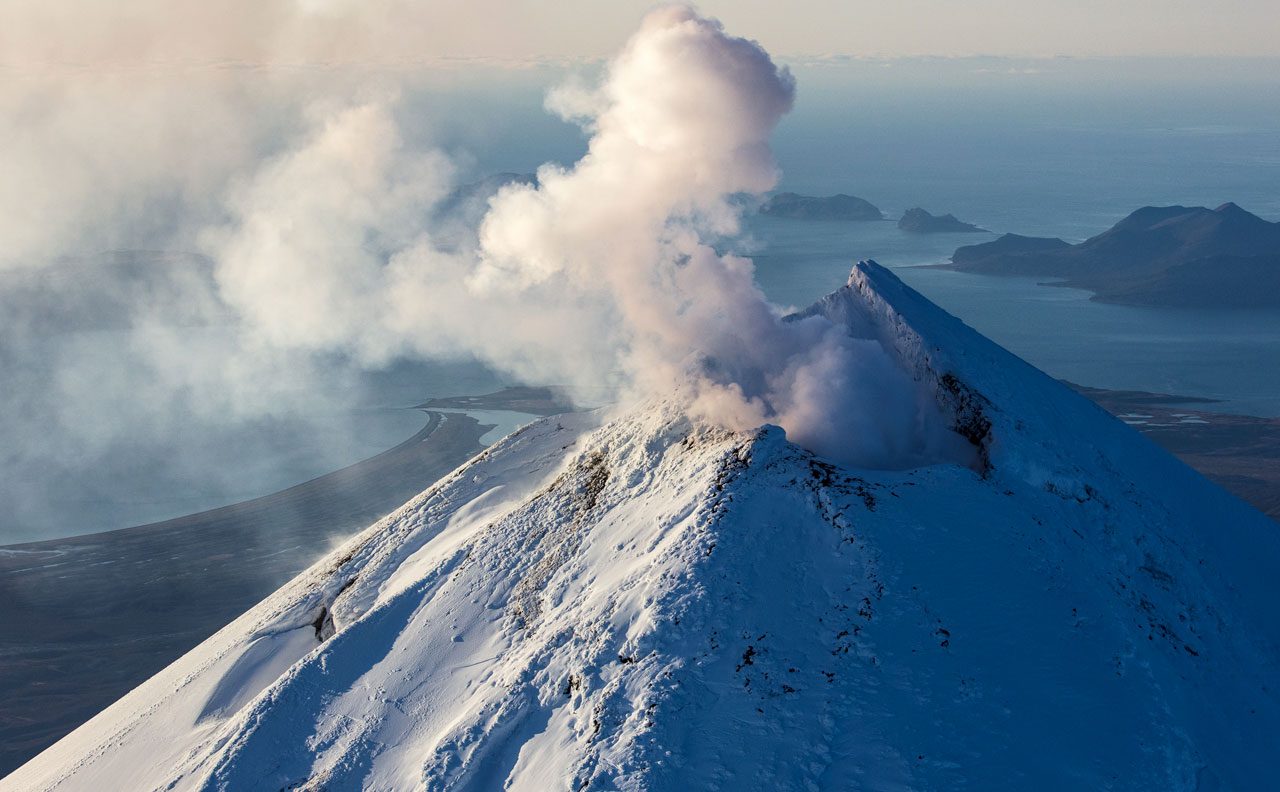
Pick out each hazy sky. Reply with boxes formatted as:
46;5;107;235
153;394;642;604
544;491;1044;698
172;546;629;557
3;0;1278;70
2;1;1278;543
683;1;1280;59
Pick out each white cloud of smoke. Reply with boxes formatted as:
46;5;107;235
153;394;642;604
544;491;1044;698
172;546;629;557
1;5;961;540
202;6;958;470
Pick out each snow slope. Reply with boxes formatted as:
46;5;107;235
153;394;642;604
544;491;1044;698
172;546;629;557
7;262;1278;791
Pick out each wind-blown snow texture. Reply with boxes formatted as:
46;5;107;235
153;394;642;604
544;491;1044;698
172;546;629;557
8;263;1278;791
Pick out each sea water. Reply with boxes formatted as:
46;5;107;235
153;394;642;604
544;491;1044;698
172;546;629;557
742;215;1280;417
0;354;508;543
740;64;1280;416
9;63;1280;540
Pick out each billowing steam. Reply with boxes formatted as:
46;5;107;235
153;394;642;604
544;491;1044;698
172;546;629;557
1;6;957;540
207;6;956;469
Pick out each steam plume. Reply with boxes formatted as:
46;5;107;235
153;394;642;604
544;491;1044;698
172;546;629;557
209;6;957;469
1;6;961;542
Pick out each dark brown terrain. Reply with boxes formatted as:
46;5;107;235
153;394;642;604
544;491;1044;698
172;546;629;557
1070;383;1280;521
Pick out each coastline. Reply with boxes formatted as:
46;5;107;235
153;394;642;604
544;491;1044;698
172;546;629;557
2;380;1274;775
1069;383;1280;522
0;408;492;775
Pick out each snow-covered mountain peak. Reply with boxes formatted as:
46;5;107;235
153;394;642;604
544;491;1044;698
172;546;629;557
8;265;1279;792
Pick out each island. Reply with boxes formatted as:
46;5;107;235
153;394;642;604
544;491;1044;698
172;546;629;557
759;192;884;221
945;203;1280;308
898;207;987;234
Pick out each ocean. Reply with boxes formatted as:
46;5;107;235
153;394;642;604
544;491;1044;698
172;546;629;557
7;61;1280;541
742;62;1280;415
742;215;1280;417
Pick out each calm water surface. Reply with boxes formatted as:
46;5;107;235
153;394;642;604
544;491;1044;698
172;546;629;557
14;77;1280;540
742;215;1280;417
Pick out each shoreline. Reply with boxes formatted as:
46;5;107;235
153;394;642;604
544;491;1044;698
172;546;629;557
3;410;447;551
3;381;1274;775
1068;382;1280;522
0;407;496;775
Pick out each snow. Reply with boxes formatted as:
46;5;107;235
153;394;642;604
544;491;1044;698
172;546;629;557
7;263;1278;791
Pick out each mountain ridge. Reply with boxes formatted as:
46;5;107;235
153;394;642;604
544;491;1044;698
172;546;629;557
9;262;1278;791
947;203;1280;307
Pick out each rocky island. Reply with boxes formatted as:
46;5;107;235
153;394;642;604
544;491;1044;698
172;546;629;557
759;191;884;221
898;207;987;234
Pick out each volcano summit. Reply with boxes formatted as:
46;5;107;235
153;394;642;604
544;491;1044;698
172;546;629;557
9;262;1278;791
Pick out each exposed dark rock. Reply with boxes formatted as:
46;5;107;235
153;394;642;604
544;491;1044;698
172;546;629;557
312;606;335;642
937;373;994;474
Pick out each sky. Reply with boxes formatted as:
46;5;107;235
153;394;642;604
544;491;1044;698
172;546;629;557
704;0;1280;59
3;0;1278;70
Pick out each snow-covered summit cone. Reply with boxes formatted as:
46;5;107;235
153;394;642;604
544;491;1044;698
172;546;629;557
9;263;1278;791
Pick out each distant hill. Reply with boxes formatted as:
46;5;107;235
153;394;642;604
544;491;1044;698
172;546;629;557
949;234;1074;275
759;192;884;221
948;203;1280;308
898;207;987;234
